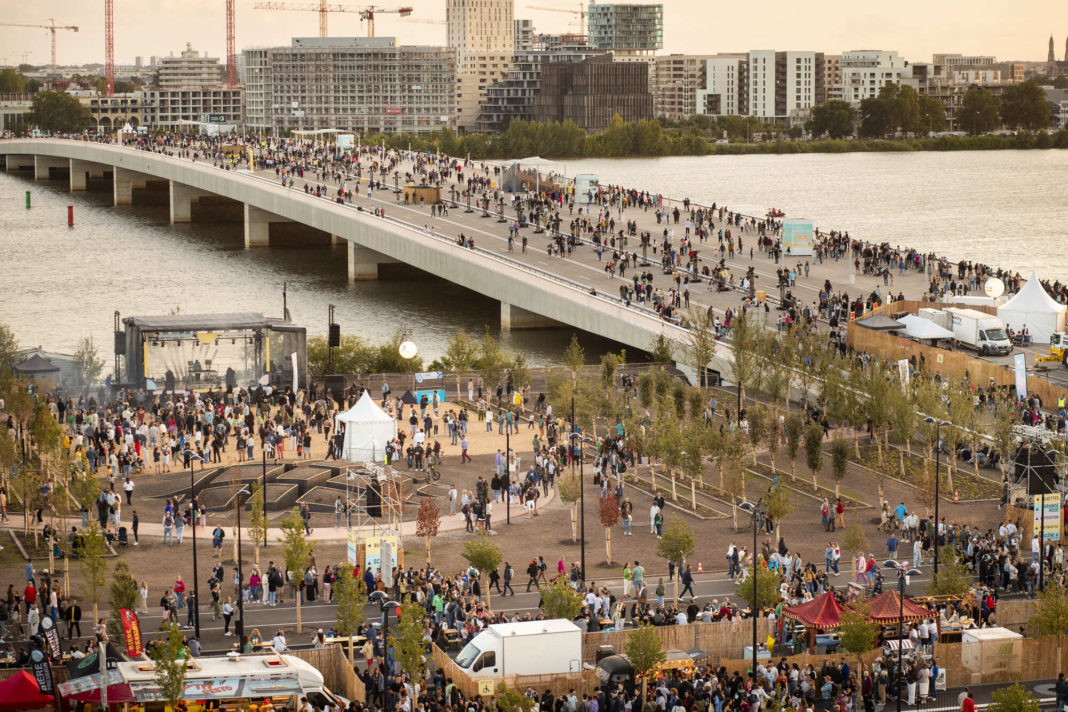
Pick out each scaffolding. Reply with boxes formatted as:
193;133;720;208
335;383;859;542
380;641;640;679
344;462;404;536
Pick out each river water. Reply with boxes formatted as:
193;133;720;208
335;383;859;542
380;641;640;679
2;149;1067;363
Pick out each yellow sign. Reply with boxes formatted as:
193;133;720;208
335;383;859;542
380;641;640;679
477;679;497;696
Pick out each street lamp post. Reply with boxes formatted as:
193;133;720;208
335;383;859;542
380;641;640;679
569;398;593;581
883;560;921;712
924;418;950;576
505;423;511;525
185;449;204;640
261;449;268;549
739;501;761;681
235;487;250;644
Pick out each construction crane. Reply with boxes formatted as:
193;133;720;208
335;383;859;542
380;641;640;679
226;0;236;89
104;0;114;95
526;3;588;36
0;19;79;77
360;6;413;38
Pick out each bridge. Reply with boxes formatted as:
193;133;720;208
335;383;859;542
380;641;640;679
0;138;739;381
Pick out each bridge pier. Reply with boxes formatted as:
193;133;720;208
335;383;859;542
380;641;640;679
34;155;68;180
347;241;398;281
5;155;32;173
169;181;211;223
69;159;96;190
113;166;148;206
500;302;560;330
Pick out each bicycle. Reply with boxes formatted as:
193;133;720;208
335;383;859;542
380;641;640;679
426;454;445;482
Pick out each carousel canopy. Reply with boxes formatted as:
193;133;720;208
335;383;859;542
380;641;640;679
784;591;843;630
866;591;931;623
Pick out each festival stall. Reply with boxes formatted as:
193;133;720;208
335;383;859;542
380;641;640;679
0;669;55;711
783;592;844;653
997;271;1067;344
336;391;398;463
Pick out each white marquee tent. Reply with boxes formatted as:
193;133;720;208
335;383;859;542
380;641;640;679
898;314;955;341
335;392;397;463
997;271;1067;343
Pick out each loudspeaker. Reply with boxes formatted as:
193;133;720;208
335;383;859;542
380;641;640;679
1016;444;1059;495
328;323;341;347
367;482;382;518
326;375;345;404
114;332;126;355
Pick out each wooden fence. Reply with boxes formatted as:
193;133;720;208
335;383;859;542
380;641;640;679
291;646;363;702
582;618;776;666
848;301;1068;407
431;644;598;697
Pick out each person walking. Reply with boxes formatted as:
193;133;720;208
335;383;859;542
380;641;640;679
222;597;234;636
502;562;515;596
679;565;695;598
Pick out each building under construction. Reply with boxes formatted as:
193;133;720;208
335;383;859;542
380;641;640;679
533;54;652;131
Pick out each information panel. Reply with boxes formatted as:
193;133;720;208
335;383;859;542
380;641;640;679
781;218;814;256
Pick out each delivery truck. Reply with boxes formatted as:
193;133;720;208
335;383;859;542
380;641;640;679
943;307;1012;356
454;619;583;677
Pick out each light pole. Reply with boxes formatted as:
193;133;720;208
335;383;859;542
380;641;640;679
505;423;511;525
569;399;593;581
883;560;921;712
235;487;250;644
184;448;205;640
739;501;761;680
261;449;268;549
924;418;950;576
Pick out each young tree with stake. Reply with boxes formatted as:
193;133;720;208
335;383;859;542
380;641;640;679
279;506;315;632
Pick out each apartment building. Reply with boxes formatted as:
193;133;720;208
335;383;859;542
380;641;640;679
587;2;663;58
695;55;747;117
824;55;842;101
157;44;225;89
651;54;715;119
534;54;652;130
839;49;912;103
242;37;455;135
448;0;514;131
515;19;534;52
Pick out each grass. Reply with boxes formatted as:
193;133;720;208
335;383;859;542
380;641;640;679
854;445;1000;500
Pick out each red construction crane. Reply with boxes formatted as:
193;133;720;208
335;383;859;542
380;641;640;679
104;0;114;95
360;5;413;38
253;1;411;38
226;0;236;88
0;19;79;77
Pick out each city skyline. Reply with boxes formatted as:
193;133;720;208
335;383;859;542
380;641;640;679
1;0;1065;69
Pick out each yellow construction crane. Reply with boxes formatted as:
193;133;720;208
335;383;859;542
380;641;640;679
253;1;411;38
526;3;588;36
0;19;79;76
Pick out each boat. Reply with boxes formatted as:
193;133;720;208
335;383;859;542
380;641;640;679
766;209;785;218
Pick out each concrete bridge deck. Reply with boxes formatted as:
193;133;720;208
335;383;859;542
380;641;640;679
0;138;927;382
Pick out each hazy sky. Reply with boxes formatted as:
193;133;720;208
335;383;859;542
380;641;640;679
2;0;1065;68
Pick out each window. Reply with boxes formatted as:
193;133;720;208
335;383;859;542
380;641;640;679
473;652;497;672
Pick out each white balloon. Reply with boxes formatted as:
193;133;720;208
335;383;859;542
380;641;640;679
399;341;418;359
984;278;1005;299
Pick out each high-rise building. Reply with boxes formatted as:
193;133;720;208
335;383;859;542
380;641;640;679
932;54;996;68
696;55;747;117
587;3;663;58
534;54;652;130
823;55;842;101
650;54;715;119
696;50;826;122
157;43;225;89
477;43;601;132
447;0;514;131
839;50;911;103
242;37;455;135
515;19;534;52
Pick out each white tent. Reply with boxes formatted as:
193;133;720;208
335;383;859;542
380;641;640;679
335;392;397;463
997;271;1067;343
898;314;955;341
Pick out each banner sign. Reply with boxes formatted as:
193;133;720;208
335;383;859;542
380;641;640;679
31;649;54;694
1014;352;1028;402
127;672;304;701
897;358;910;384
364;535;400;572
1033;493;1061;542
120;608;144;657
781;219;814;256
574;174;600;204
43;624;62;659
414;371;443;383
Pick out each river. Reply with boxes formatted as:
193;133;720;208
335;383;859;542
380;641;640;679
2;149;1067;363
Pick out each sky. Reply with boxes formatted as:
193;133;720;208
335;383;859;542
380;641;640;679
1;0;1065;69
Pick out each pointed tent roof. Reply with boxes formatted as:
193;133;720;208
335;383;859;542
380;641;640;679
784;591;843;629
0;669;54;711
335;391;393;425
866;590;931;623
13;354;61;374
1000;271;1065;315
855;313;904;331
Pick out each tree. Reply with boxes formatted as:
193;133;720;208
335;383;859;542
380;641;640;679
151;624;188;711
926;545;972;596
497;683;538;712
728;310;761;407
26;90;94;133
443;330;479;399
839;601;881;695
476;328;509;395
830;434;849;499
1030;583;1068;671
540;575;584;620
624;624;666;700
918;95;947;134
108;559;139;642
843;524;869;582
392;601;430;698
804;422;824;490
79;524;109;623
73;337;104;387
647;333;674;363
557;471;582;543
988;684;1040;712
461;533;503;611
415;497;442;566
735;564;781;613
279;506;315;632
333;562;367;663
307;333;370;377
1001;81;1053;131
684;308;718;387
784;413;803;481
656;520;695;602
0;69;27;94
808;100;855;139
958;88;1001;135
247;480;266;564
763;482;795;542
563;334;585;383
0;323;18;372
598;494;621;565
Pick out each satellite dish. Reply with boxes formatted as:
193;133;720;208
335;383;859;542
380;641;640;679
984;278;1005;299
399;341;418;360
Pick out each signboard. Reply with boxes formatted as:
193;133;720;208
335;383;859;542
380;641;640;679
31;649;53;694
414;371;443;383
386;107;403;115
347;532;358;565
1014;352;1028;402
574;174;599;204
120;608;143;657
1033;493;1061;541
364;535;400;572
381;540;394;586
337;133;355;151
43;622;62;659
58;670;124;697
897;358;910;384
127;672;305;701
781;219;814;256
207;114;227;123
477;679;497;696
935;666;947;691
